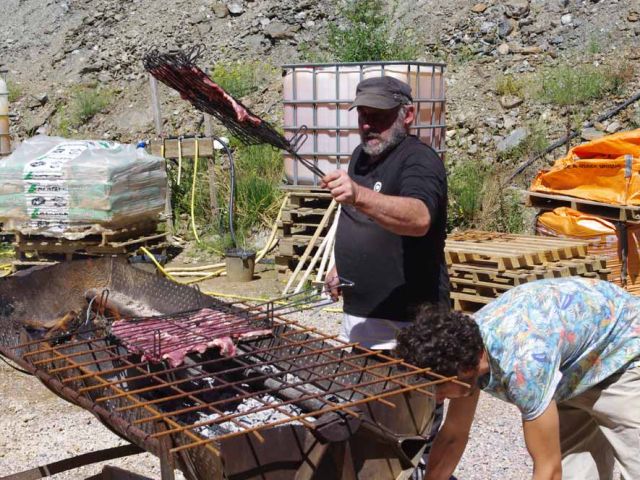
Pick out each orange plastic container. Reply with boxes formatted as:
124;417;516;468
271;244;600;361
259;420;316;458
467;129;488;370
282;62;446;185
536;207;640;291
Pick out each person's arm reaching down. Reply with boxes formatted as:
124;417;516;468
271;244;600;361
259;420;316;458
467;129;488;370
425;390;480;480
321;169;430;236
522;401;562;480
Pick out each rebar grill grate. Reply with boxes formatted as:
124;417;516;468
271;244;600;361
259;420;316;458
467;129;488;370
7;311;458;457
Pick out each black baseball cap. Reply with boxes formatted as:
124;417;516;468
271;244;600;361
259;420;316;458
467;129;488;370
350;76;413;110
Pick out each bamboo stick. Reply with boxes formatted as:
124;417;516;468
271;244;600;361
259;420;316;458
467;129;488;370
283;199;337;294
316;207;340;283
294;213;339;293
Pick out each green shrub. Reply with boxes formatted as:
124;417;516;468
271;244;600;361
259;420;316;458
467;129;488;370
69;87;110;126
484;188;525;234
168;158;215;235
453;45;477;65
328;0;420;61
535;64;628;106
169;141;284;249
6;80;22;102
447;158;489;230
53;106;74;137
298;43;331;63
224;143;284;234
587;36;601;55
496;74;524;97
210;61;277;99
49;87;111;135
448;160;527;234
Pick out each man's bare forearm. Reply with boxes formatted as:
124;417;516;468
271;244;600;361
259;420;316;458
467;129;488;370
354;187;430;236
425;392;480;480
523;403;563;480
424;432;467;480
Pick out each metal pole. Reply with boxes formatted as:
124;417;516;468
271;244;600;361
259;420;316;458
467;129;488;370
205;118;219;224
0;69;11;157
149;74;163;137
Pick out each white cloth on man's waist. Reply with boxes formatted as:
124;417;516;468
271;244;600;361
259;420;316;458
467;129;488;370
339;313;412;350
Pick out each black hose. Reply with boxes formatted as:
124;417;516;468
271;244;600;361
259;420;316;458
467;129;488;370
508;89;640;182
213;136;237;248
0;354;33;376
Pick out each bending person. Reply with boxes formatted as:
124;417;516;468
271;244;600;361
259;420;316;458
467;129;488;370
396;277;640;480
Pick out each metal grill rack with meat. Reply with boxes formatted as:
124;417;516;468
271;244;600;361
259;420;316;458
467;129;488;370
142;46;322;179
0;258;460;479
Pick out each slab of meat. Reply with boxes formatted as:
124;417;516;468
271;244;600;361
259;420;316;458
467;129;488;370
111;308;271;367
198;69;261;127
147;63;262;127
142;48;297;159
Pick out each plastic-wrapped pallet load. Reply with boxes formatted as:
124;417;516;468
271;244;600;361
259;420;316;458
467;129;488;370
0;135;166;239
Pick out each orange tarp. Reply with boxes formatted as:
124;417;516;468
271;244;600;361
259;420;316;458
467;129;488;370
537;207;616;237
530;129;640;205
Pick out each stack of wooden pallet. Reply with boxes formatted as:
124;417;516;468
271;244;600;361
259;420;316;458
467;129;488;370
446;231;610;312
275;186;336;282
12;221;168;267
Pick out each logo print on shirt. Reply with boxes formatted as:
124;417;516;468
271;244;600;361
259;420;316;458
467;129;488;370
373;181;382;192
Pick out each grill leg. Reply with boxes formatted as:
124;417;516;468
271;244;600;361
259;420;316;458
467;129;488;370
295;439;330;480
160;454;176;480
333;442;357;480
155;422;176;480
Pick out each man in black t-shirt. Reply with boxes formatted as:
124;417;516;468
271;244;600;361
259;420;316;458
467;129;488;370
322;77;449;479
322;76;449;350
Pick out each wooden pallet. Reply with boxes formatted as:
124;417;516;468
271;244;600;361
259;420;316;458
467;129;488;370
525;190;640;222
451;291;494;313
12;223;168;262
445;234;589;271
451;257;608;290
446;231;609;312
278;234;328;257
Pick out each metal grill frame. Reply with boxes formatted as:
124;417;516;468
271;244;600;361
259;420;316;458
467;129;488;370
0;259;464;480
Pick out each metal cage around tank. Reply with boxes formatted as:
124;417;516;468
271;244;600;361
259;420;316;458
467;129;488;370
282;61;447;186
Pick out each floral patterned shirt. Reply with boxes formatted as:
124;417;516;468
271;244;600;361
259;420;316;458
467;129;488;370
474;277;640;420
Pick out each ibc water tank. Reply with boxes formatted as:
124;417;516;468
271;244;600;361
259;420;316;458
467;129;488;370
282;61;446;186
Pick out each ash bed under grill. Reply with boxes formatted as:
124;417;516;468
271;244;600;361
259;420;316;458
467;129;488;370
0;258;457;480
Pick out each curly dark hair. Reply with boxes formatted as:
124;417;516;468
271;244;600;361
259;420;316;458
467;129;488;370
395;305;484;376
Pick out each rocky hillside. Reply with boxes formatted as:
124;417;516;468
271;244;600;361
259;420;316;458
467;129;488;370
2;0;640;185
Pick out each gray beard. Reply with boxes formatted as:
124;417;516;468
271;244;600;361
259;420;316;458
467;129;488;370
361;127;407;158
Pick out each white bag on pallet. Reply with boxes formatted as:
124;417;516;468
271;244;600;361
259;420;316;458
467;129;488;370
0;135;167;239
